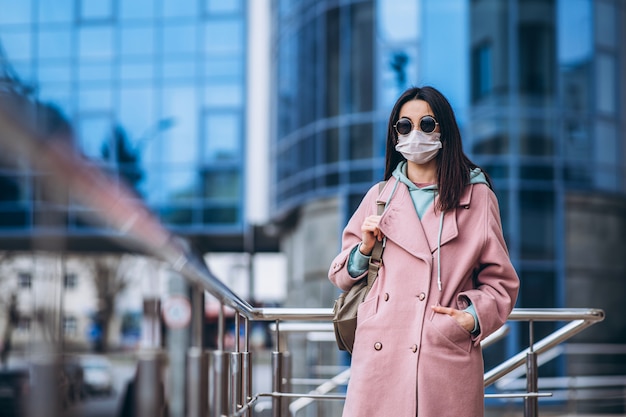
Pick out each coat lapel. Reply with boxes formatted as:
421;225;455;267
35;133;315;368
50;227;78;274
376;179;432;262
377;180;476;256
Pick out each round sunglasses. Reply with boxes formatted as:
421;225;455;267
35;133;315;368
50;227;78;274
394;115;439;135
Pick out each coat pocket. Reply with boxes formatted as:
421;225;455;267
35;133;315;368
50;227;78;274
429;312;472;353
356;294;378;327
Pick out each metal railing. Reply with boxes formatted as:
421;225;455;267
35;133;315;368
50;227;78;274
192;306;603;417
0;94;608;417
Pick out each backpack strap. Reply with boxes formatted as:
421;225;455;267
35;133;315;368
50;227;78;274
366;181;387;289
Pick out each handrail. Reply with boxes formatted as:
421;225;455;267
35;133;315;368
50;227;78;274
258;307;605;417
484;308;605;387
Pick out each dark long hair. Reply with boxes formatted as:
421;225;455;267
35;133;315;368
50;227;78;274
383;86;491;211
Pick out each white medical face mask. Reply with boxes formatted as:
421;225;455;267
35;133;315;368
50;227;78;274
395;130;442;164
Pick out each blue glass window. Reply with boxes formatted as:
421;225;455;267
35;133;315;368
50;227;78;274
596;0;616;49
118;88;157;159
203;112;239;162
163;24;198;55
160;88;198;164
38;0;72;24
38;64;72;85
161;167;197;202
120;63;155;83
0;0;32;25
204;20;243;54
78;114;113;160
163;0;196;18
79;26;114;59
201;169;240;199
520;190;555;260
79;0;114;21
204;84;243;107
1;31;32;61
204;57;243;81
78;62;113;85
38;29;72;60
472;43;492;102
596;53;616;115
205;0;241;15
120;0;155;20
557;0;592;65
163;60;196;80
120;26;155;57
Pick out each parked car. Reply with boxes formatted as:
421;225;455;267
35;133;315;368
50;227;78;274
78;355;114;396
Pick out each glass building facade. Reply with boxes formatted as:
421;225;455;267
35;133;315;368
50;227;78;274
0;0;248;251
271;0;626;388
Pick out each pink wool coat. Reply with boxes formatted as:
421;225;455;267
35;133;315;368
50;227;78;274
329;177;519;417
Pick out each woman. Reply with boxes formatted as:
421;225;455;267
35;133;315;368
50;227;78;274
328;86;519;417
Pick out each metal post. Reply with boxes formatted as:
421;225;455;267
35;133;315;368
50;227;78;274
272;350;283;417
135;350;166;417
27;356;61;417
186;347;207;417
191;285;204;348
525;320;538;417
229;314;243;414
241;317;252;417
208;350;229;417
230;351;243;414
282;351;292;417
272;319;282;417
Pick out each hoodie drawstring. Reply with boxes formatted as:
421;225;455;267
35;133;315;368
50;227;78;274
437;210;444;291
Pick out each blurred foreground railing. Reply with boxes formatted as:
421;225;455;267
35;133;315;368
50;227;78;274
0;94;607;417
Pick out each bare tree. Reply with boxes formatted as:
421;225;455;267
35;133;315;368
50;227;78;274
0;252;19;366
90;255;133;353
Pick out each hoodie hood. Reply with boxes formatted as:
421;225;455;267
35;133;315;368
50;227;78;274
469;167;489;185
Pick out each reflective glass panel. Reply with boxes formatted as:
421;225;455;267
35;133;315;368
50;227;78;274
161;167;197;202
349;123;373;160
38;29;72;60
163;0;196;18
163;24;197;55
1;32;32;61
118;88;156;162
120;26;155;57
160;88;198;164
79;27;114;59
596;53;615;114
79;89;113;111
79;0;114;20
38;0;72;24
203;112;239;161
205;0;241;14
557;0;592;65
202;170;240;199
520;190;555;260
595;0;615;48
204;84;243;107
38;63;72;84
0;0;32;25
78;114;112;160
120;0;155;20
204;20;243;54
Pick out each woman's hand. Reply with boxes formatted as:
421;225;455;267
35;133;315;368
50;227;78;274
359;215;383;255
431;305;475;332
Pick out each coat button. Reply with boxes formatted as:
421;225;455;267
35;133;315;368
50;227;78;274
384;293;390;301
417;292;426;301
374;342;383;351
411;344;418;353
